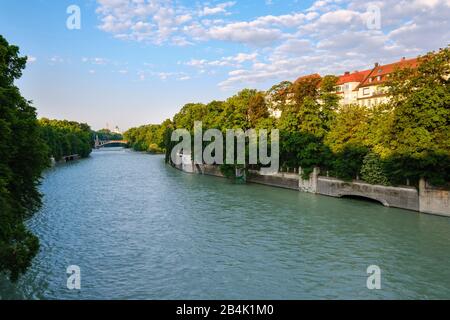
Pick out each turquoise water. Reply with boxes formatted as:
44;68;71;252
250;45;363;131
1;148;449;299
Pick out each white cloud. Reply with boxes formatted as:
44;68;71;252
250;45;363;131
82;57;109;65
49;56;65;64
27;55;37;64
96;0;193;44
94;0;450;89
200;2;236;17
186;52;258;69
204;22;284;46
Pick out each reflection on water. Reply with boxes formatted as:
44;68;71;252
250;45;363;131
1;148;450;299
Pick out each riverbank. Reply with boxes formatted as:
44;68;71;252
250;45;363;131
171;160;450;217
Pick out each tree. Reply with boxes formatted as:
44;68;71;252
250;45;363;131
39;118;92;160
0;35;48;281
291;74;321;111
173;103;207;130
360;153;390;186
325;104;370;153
266;80;293;113
247;91;269;127
318;75;339;128
298;97;325;138
218;89;257;130
332;144;368;181
279;131;332;176
384;46;450;185
123;120;173;154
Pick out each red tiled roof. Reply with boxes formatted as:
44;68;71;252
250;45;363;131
357;57;419;88
336;69;372;85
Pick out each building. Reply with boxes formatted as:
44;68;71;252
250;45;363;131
335;57;419;107
355;57;418;107
335;69;371;106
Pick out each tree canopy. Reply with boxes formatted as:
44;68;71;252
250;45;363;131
39;118;92;161
0;35;48;281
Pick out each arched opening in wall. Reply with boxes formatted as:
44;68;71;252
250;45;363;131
340;195;387;207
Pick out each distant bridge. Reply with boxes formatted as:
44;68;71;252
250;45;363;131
94;136;128;149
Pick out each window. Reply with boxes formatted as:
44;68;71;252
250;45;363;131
363;88;370;96
377;76;381;81
369;78;373;83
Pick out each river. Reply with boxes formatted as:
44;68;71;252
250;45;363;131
1;148;449;299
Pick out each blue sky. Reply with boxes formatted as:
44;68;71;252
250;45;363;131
1;0;449;130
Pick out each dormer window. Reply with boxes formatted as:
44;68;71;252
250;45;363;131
369;78;373;83
377;76;381;81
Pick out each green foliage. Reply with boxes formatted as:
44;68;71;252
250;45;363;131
219;164;237;178
247;91;269;127
298;97;326;138
360;153;390;186
381;47;450;185
39;118;92;160
94;129;123;141
280;131;332;177
266;80;293;113
124;119;173;153
332;144;368;181
0;35;48;281
325;104;370;153
219;89;257;130
292;74;321;109
173;103;207;131
383;153;450;187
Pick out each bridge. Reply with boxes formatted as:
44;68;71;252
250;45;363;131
94;136;128;149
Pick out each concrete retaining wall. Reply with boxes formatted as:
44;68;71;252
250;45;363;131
317;177;419;211
171;160;449;217
419;179;450;217
201;164;225;177
247;171;299;190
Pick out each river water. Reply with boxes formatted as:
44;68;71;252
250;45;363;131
1;148;449;299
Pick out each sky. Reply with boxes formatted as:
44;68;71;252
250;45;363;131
0;0;449;130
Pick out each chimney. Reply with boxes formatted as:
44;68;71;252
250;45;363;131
344;71;350;75
374;62;379;67
401;57;406;61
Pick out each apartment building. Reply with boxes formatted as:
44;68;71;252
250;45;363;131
354;57;418;107
335;69;371;106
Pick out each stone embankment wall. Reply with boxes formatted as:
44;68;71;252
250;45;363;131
317;177;419;211
171;157;449;217
419;179;450;216
247;171;299;190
